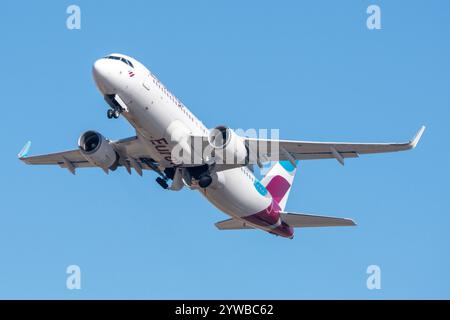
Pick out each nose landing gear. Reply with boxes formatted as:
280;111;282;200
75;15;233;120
107;108;121;119
104;94;126;119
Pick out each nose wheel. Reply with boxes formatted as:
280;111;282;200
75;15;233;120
107;108;121;119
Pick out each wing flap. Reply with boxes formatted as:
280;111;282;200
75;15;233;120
281;212;356;228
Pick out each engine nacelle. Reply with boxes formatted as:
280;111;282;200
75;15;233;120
78;131;118;169
208;126;248;165
208;171;226;190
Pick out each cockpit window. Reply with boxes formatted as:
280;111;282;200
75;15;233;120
120;57;134;68
103;55;134;68
106;55;120;61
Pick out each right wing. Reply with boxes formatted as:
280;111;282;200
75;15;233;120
20;148;92;169
18;136;158;175
281;212;356;228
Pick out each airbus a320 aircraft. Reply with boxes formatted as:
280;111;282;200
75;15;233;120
18;53;425;239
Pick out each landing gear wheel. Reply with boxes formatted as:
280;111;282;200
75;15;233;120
156;177;169;189
198;174;212;188
107;109;114;119
113;110;120;118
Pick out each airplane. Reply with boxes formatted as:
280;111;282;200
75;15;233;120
18;53;425;239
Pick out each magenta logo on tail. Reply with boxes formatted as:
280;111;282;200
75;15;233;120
265;175;291;204
260;160;298;210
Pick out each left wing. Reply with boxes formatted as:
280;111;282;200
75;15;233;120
246;126;425;166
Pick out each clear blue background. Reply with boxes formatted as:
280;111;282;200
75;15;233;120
1;0;449;299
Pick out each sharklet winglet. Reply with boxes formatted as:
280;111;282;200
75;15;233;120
18;141;32;159
409;125;426;149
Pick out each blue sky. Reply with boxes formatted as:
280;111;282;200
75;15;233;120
1;0;449;299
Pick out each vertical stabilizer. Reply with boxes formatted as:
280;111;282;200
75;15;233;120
260;161;298;210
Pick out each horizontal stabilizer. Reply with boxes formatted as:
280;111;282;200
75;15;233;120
215;218;254;230
281;211;356;228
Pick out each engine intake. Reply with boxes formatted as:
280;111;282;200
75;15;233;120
78;131;118;169
208;126;248;165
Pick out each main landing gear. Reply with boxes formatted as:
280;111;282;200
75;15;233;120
156;177;169;189
156;174;211;189
107;108;121;119
198;174;212;188
139;158;171;190
149;163;213;190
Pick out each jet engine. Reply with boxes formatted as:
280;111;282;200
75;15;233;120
78;131;118;169
207;126;248;165
208;171;226;190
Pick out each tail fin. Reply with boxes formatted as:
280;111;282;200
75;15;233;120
260;161;298;210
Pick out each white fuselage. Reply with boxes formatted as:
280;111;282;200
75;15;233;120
92;53;292;238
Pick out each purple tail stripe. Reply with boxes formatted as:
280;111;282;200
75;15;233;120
265;175;291;204
243;200;294;238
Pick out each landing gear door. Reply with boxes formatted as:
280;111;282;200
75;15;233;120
104;94;129;113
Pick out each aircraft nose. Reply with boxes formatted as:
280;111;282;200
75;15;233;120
92;59;108;83
92;58;113;94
